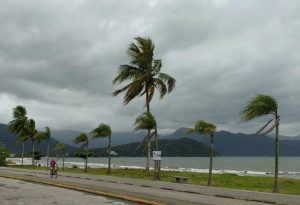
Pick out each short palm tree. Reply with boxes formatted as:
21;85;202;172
55;143;65;171
8;105;28;167
189;120;216;186
112;37;175;112
134;112;157;172
240;94;280;193
73;133;89;173
91;124;112;174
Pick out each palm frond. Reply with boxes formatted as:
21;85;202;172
260;123;276;136
158;72;176;93
135;131;155;151
240;94;278;122
153;59;162;73
256;118;274;135
73;133;88;145
154;78;167;99
190;120;216;136
112;64;141;84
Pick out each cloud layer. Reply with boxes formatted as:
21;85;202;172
1;0;300;136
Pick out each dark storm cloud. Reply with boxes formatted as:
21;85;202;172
0;0;300;136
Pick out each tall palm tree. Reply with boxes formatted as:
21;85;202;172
112;37;176;112
189;120;216;186
40;127;51;168
91;124;112;174
73;133;89;173
134;112;157;172
25;118;38;167
113;37;175;173
240;94;280;193
16;135;28;166
8;106;28;167
55;143;65;171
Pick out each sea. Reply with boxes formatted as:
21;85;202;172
7;157;300;179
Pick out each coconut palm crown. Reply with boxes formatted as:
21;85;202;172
240;94;280;193
189;120;216;136
112;37;175;110
134;111;157;132
92;124;112;138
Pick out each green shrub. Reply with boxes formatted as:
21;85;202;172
0;145;10;166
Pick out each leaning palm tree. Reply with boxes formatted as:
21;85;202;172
112;37;175;112
134;112;157;172
55;143;65;171
73;133;89;173
8;106;28;167
240;94;280;193
189;120;216;186
91;124;112;174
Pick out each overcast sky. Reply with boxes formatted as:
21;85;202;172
0;0;300;136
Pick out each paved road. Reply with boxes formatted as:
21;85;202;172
0;177;136;205
1;167;300;205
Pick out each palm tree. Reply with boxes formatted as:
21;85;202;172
8;106;28;167
240;94;280;193
25;118;38;167
91;124;112;174
134;112;157;172
189;120;216;186
40;127;51;168
112;37;175;173
73;133;89;173
112;37;176;112
16;135;28;166
55;143;65;171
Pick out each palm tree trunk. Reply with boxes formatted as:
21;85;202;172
85;143;88;173
145;89;151;174
274;116;280;193
208;134;214;186
32;140;35;168
146;138;151;173
62;152;65;171
21;142;24;167
108;135;111;175
154;129;158;150
47;140;50;168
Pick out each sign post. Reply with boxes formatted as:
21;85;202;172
153;151;161;180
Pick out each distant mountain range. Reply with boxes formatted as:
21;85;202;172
0;124;77;157
1;123;300;156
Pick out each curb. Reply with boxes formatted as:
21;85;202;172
0;174;167;205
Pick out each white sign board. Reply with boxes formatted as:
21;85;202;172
153;151;161;161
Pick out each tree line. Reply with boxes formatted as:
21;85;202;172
6;36;281;193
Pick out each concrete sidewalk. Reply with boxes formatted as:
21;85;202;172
1;167;299;205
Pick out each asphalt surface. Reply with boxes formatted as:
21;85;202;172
1;167;300;205
0;177;136;205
